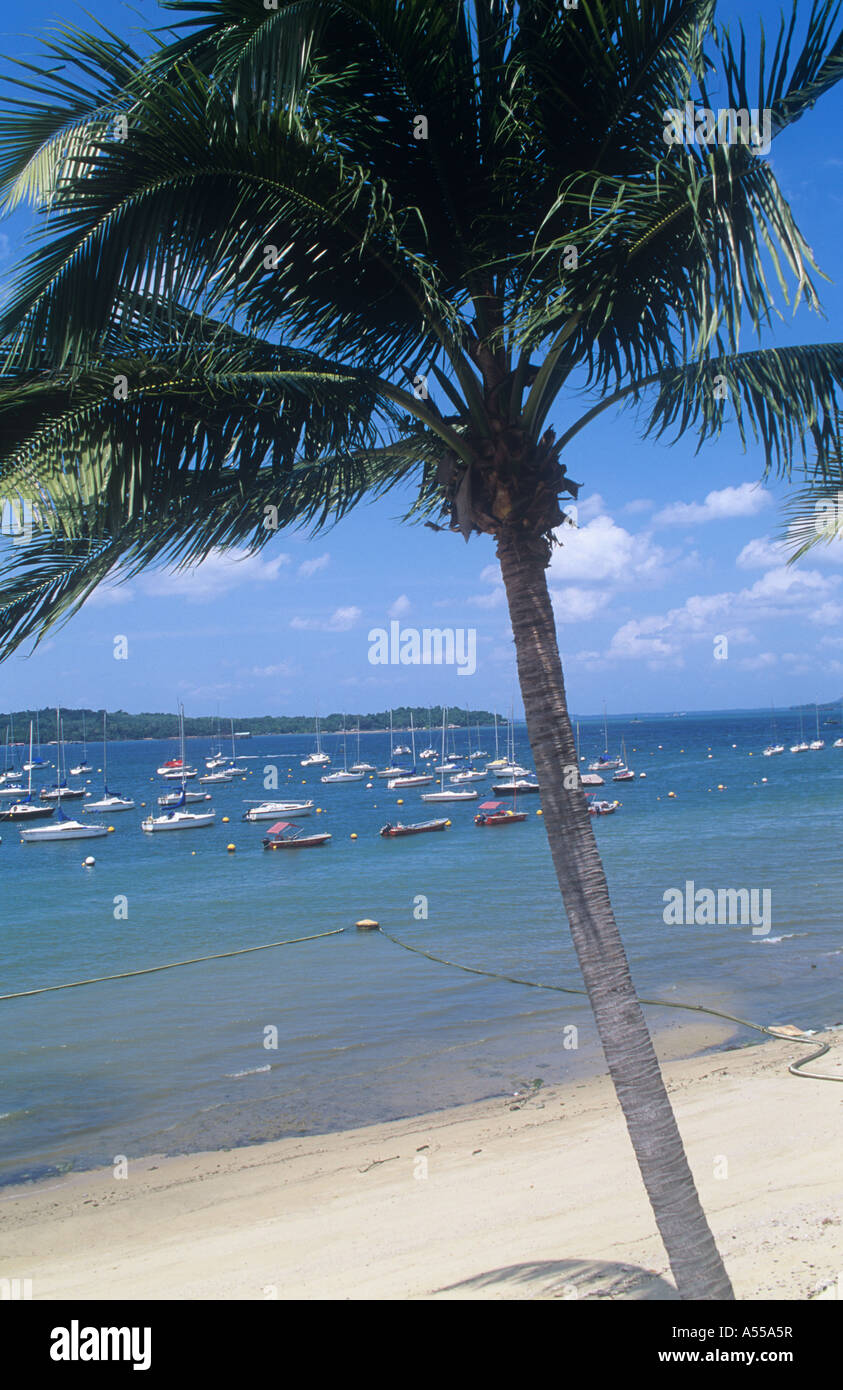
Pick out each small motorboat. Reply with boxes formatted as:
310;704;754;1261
156;758;186;775
84;793;135;812
379;819;450;837
0;800;56;822
763;744;785;756
40;783;87;801
301;751;331;767
243;799;314;821
420;788;478;802
587;796;620;816
262;821;331;849
449;769;487;783
141;808;216;831
580;772;604;786
492;779;540;795
474;801;527;826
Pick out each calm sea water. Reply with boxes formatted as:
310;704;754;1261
0;710;840;1187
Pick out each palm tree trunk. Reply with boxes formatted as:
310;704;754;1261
497;532;734;1301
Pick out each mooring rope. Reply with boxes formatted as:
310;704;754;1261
0;929;344;1000
375;926;841;1084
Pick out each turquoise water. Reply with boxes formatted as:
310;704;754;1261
1;711;840;1186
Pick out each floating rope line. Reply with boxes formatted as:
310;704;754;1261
375;926;841;1084
0;928;344;1001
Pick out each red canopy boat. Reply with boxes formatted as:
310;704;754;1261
262;821;332;849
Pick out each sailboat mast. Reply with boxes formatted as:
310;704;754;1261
440;708;446;790
410;711;416;763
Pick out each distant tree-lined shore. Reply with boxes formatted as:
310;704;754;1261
0;707;503;744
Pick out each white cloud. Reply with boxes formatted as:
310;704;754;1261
388;594;411;618
551;586;612;623
574;492;609;524
548;514;669;586
140;548;290;602
297;552;330;579
251;662;296;677
654;483;771;527
290;606;361;632
736;535;790;569
623;498;654;515
87;580;135;607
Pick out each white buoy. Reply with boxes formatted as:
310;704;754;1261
83;856;96;867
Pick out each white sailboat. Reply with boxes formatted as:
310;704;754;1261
321;718;365;781
376;710;407;777
39;709;88;799
612;738;636;782
578;721;604;785
809;702;825;750
84;713;135;811
0;724;56;822
422;710;479;801
301;704;331;767
69;712;93;775
350;721;375;774
142;707;216;830
790;711;810;753
763;705;784;756
588;702;623;771
387;713;434;786
20;713;108;841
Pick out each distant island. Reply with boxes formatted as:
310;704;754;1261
0;707;504;744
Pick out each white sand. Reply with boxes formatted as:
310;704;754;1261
2;1030;841;1300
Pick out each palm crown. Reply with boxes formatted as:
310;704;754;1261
1;0;842;655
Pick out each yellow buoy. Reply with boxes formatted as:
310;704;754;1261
536;809;543;815
191;850;196;855
445;819;451;826
356;919;379;931
108;825;115;832
668;791;675;798
717;783;726;790
227;843;236;852
350;832;358;840
397;798;404;805
222;816;229;823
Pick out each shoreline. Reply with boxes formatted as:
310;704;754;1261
3;1027;840;1300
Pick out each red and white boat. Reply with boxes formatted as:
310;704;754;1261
262;821;331;849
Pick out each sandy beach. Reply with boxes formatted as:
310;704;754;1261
2;1027;841;1301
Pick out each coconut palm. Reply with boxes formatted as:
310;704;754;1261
3;0;843;1299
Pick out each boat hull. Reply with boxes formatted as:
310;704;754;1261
20;820;108;841
262;833;331;849
380;820;449;837
141;812;215;831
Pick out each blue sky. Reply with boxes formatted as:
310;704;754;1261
1;0;842;718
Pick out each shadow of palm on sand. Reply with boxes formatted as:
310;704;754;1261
430;1258;678;1300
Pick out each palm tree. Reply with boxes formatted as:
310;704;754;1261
3;0;843;1299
